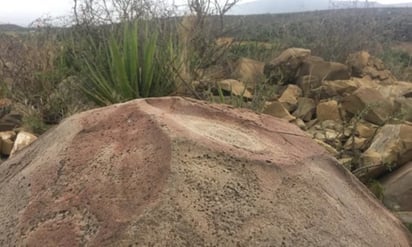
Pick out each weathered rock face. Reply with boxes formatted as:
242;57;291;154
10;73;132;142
0;97;411;246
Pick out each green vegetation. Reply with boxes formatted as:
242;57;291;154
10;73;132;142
76;21;177;105
0;4;412;134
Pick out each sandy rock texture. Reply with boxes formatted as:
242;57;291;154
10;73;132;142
0;97;410;246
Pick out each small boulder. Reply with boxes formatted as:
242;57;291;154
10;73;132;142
360;124;412;178
355;121;378;139
346;51;396;83
216;79;253;99
0;131;16;156
231;57;265;88
264;48;311;84
342;88;393;125
321;79;360;97
292;97;316;122
297;75;322;97
298;56;350;82
278;85;302;112
263;101;296;122
10;131;37;157
316;100;342;122
344;137;368;151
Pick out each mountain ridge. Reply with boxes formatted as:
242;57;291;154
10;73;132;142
232;0;412;15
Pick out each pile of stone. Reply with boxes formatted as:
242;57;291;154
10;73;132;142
201;47;412;227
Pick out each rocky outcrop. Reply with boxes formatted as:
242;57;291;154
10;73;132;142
0;97;410;246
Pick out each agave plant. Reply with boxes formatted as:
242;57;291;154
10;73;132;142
80;21;177;106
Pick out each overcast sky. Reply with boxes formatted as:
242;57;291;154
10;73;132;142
0;0;411;26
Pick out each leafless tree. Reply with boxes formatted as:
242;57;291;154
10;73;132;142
72;0;175;25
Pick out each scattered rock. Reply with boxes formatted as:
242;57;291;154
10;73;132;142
216;79;253;99
346;51;396;83
231;57;265;88
292;97;316;121
342;88;393;125
344;137;368;151
297;75;322;97
321;79;360;97
264;48;311;83
316;100;342;122
360;123;412;178
298;56;350;82
0;97;410;246
0;131;16;156
355;121;378;139
263;101;296;122
10;131;37;157
278;84;302;112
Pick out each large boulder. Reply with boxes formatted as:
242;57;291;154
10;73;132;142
0;97;410;246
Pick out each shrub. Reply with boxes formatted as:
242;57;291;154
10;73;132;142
73;21;178;105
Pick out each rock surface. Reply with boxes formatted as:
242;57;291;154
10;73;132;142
0;97;410;246
360;123;412;178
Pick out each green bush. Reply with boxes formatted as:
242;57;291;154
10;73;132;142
74;21;178;106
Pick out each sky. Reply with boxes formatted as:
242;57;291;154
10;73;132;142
0;0;411;26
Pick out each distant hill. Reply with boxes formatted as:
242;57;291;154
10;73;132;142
231;0;412;15
0;23;26;32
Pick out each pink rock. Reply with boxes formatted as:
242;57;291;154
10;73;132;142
0;97;410;246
